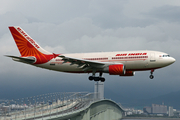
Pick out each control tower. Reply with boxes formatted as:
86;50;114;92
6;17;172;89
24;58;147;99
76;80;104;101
94;81;104;100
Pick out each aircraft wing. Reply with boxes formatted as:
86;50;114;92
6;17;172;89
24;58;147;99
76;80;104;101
59;55;113;71
5;55;36;64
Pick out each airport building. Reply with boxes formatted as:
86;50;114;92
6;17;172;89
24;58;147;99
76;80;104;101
152;104;167;114
143;104;167;115
169;106;174;117
0;82;124;120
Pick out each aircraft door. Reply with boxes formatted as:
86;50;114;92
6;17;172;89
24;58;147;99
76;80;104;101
150;53;156;62
108;56;112;62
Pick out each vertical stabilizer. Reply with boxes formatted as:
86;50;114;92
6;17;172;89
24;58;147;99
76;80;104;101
8;26;59;64
9;26;51;57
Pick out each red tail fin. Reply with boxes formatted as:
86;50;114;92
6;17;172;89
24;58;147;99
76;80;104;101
9;26;50;56
9;26;59;64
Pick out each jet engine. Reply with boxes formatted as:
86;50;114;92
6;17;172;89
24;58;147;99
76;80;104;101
120;71;135;76
103;64;126;75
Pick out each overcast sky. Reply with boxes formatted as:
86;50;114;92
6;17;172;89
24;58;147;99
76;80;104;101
0;0;180;103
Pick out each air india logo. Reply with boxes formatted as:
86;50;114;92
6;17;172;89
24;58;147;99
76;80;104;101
17;27;40;49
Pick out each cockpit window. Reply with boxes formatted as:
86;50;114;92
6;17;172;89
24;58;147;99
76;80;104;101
160;55;170;57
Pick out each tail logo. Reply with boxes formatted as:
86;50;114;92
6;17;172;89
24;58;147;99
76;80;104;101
17;27;40;49
9;26;60;64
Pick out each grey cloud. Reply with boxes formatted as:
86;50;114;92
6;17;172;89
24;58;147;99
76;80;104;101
0;12;28;36
145;5;180;23
10;1;91;24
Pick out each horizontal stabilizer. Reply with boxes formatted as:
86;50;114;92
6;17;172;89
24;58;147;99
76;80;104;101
5;55;36;64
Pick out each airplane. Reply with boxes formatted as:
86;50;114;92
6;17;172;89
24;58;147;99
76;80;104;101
6;26;176;82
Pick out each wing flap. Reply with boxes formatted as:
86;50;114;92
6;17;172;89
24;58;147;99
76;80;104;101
59;55;106;65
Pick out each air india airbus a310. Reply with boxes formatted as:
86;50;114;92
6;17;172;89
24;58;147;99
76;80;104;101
6;26;175;82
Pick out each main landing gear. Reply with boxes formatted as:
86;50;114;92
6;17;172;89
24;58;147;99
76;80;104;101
88;72;105;82
149;69;154;79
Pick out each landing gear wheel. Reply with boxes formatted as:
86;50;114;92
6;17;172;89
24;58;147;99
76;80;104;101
149;69;154;79
88;71;105;82
89;76;94;81
94;77;99;81
100;77;105;82
149;75;154;79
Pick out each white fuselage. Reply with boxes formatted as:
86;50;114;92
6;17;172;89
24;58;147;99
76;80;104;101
35;50;175;73
8;26;176;81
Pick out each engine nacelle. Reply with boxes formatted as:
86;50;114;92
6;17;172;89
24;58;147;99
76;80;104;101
103;64;126;75
120;71;135;76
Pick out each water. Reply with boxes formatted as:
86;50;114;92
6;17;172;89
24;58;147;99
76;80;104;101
122;118;180;120
122;119;156;120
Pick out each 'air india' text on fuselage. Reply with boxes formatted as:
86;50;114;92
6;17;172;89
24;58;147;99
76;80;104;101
116;53;147;56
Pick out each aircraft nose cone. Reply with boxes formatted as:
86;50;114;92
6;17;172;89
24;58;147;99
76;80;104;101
168;57;176;65
161;57;176;67
171;57;176;63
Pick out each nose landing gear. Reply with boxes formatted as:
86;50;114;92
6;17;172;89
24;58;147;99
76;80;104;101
149;69;154;79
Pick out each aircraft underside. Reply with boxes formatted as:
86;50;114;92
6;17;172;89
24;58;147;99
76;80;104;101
36;62;160;82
